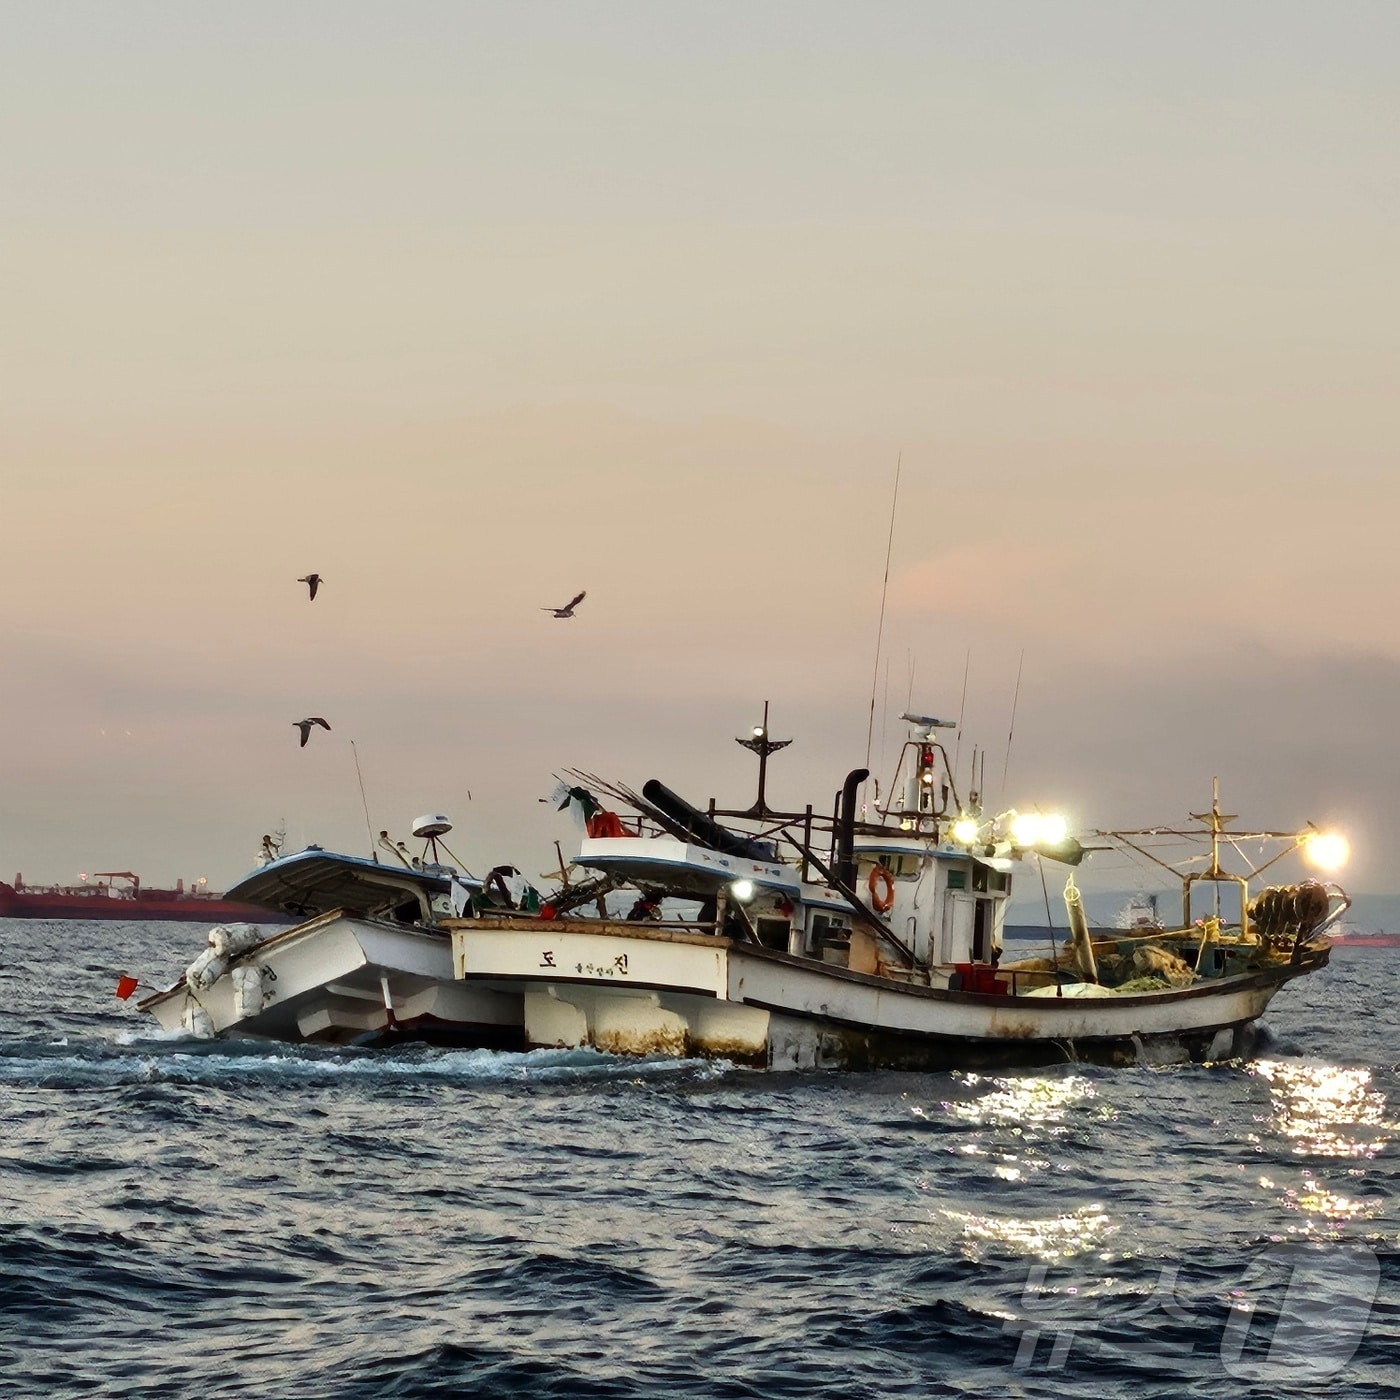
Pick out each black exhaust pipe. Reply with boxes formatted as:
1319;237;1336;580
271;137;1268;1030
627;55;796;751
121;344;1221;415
833;768;870;891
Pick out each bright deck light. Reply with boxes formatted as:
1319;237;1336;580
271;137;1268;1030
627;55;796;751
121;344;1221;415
1303;832;1349;873
1009;812;1069;848
952;816;980;845
730;878;756;902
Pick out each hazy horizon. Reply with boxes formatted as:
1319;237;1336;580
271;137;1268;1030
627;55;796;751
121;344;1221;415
4;3;1398;894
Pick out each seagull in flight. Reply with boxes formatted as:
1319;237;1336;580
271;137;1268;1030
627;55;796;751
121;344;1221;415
294;717;332;747
542;590;586;618
297;573;323;601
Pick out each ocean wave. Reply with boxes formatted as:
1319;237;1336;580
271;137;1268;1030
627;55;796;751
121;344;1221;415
0;1041;736;1090
1;925;1395;1400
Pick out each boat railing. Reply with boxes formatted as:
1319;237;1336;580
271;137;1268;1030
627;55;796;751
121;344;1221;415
471;907;725;936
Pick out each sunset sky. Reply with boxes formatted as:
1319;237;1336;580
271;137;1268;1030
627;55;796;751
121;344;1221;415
3;2;1398;903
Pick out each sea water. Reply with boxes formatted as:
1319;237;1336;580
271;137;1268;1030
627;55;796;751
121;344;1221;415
0;919;1396;1398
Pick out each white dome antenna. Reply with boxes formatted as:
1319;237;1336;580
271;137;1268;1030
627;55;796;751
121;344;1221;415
407;813;466;875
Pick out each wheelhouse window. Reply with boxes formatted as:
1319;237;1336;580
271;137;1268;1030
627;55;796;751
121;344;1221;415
807;912;850;955
858;853;921;879
755;917;789;950
970;865;1010;894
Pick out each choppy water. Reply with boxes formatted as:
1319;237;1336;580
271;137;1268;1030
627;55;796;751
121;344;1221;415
1;919;1397;1398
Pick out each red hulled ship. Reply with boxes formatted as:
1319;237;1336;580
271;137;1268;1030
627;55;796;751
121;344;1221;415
1326;929;1400;947
0;870;286;923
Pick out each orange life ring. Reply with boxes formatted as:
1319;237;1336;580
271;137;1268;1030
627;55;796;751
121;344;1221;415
868;863;895;913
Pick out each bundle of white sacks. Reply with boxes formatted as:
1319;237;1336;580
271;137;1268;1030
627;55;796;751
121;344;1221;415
184;923;266;992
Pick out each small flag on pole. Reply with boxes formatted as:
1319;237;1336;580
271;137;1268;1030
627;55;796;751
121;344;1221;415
115;976;140;1000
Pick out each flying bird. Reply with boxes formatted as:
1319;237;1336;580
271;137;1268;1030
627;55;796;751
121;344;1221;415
297;573;323;601
294;717;332;747
542;590;586;618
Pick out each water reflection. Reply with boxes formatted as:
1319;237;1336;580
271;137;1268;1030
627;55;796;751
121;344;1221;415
942;1203;1115;1262
919;1074;1107;1190
1250;1060;1391;1159
942;1073;1100;1128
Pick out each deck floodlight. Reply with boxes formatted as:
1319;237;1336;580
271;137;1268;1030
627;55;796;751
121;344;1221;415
1009;812;1069;848
952;816;980;845
1303;831;1349;873
730;878;756;903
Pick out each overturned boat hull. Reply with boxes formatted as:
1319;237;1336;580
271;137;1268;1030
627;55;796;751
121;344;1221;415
140;912;524;1048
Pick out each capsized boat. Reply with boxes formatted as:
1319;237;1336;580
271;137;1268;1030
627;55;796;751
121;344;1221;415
136;815;558;1044
443;720;1348;1070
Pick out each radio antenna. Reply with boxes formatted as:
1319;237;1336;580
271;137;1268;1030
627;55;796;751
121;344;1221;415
953;648;971;789
863;451;902;775
1000;649;1025;798
879;655;891;779
350;740;377;857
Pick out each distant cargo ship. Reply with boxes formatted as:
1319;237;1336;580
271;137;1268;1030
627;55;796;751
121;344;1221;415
1327;929;1400;947
0;871;287;923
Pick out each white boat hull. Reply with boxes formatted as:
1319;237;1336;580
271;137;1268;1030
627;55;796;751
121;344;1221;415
140;909;1325;1069
141;912;524;1047
450;919;1326;1069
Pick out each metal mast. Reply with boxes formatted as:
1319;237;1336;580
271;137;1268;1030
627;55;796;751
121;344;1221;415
736;701;792;816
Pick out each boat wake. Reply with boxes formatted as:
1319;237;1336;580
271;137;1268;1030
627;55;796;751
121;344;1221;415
0;1039;736;1090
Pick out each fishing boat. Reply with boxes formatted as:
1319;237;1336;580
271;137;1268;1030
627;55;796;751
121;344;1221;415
442;722;1348;1069
136;717;1349;1067
135;815;556;1043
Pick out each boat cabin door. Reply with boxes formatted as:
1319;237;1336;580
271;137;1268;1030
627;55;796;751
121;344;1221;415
942;894;994;964
942;895;973;964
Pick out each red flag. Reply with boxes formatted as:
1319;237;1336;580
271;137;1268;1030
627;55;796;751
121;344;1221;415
115;976;140;1000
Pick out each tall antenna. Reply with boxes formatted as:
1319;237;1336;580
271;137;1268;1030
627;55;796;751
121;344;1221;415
954;648;971;790
350;740;376;857
879;656;891;779
1000;649;1025;798
863;452;902;773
